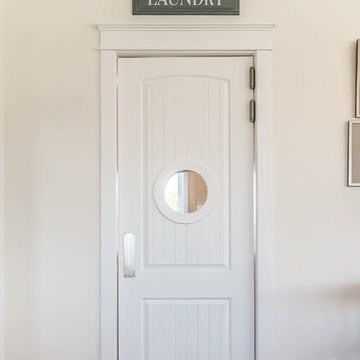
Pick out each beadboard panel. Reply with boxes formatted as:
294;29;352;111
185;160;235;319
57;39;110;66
143;77;230;266
143;299;230;360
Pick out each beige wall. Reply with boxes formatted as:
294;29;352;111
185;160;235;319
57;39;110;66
3;0;360;359
0;0;5;356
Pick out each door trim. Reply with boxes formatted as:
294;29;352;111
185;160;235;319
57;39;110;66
98;24;275;360
0;7;5;358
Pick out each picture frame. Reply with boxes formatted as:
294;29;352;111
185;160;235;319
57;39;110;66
132;0;240;15
348;120;360;186
355;40;360;117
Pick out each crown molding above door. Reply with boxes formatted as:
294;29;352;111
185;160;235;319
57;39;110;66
97;23;274;52
97;23;274;30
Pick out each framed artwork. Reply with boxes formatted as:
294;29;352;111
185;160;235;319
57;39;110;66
356;40;360;117
348;120;360;186
133;0;240;15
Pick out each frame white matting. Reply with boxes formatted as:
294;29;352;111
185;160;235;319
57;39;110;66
98;23;275;360
348;120;360;186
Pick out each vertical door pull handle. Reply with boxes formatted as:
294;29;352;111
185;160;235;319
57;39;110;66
123;233;136;278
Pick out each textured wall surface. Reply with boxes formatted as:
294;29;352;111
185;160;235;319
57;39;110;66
3;0;360;359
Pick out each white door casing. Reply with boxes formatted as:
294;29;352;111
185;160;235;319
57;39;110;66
99;24;275;360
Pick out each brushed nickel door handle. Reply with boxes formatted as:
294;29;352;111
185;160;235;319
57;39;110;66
123;232;136;278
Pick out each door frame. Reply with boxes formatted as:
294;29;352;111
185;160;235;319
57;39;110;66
0;6;5;358
98;23;275;360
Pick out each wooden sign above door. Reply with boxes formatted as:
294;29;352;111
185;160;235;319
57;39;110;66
133;0;239;15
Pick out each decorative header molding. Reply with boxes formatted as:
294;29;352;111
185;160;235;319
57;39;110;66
97;23;274;31
97;23;275;52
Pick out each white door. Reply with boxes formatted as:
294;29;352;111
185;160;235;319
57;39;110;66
118;56;254;360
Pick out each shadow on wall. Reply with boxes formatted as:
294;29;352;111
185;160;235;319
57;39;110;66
275;284;360;360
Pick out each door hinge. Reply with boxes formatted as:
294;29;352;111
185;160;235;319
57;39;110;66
250;66;256;90
250;66;256;122
250;99;256;123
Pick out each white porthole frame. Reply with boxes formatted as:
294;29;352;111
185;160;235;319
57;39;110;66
154;161;217;224
98;24;275;360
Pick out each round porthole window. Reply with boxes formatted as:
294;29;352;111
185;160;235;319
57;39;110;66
154;161;217;224
164;171;208;214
